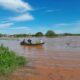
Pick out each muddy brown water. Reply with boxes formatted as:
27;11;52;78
0;36;80;80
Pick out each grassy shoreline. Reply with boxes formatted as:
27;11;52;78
0;44;27;76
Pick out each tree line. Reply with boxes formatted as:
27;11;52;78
11;30;58;37
0;30;80;37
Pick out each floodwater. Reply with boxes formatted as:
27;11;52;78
0;36;80;80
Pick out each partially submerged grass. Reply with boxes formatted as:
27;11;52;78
0;37;19;40
0;44;27;76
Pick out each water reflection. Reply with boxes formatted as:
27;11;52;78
21;45;44;51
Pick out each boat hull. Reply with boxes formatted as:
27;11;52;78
20;42;45;46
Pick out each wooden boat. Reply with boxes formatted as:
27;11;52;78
20;42;45;46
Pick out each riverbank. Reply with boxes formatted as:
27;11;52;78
0;44;27;76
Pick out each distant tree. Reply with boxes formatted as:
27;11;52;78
0;34;2;37
35;32;44;37
63;33;72;36
45;30;57;37
13;34;29;37
0;33;5;37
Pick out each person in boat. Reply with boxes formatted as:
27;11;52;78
23;39;25;43
27;39;32;44
40;39;44;43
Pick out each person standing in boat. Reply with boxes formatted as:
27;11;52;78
40;39;44;43
23;39;25;43
27;39;32;44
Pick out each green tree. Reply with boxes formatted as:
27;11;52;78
35;32;44;37
63;33;72;36
0;34;2;37
13;34;29;37
45;30;57;37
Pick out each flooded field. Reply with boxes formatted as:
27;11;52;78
0;36;80;80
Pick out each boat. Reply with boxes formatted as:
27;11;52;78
20;41;45;46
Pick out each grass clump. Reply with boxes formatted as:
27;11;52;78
0;44;27;75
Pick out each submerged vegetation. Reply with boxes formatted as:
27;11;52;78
0;44;27;76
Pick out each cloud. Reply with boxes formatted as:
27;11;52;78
53;21;80;33
53;23;69;27
0;0;34;22
0;22;31;33
46;10;54;12
46;9;60;13
35;7;47;11
9;26;31;30
9;13;34;21
0;23;13;28
0;0;32;13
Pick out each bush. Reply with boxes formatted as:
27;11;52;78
63;33;72;36
35;32;44;37
0;44;27;75
45;30;57;37
16;56;26;66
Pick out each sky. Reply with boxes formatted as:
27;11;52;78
0;0;80;34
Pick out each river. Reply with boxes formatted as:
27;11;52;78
0;36;80;80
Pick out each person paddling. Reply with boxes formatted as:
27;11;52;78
27;39;32;44
23;39;25;43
